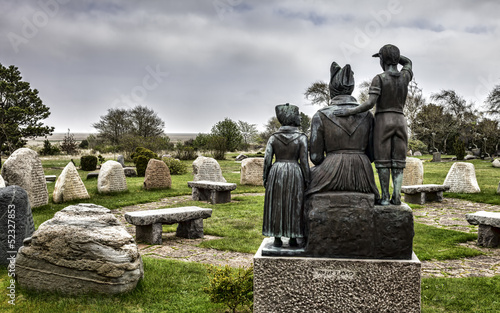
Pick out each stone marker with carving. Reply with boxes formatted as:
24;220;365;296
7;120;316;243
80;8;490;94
0;186;35;266
443;162;480;193
53;162;90;203
240;157;264;186
97;160;128;194
192;156;226;182
143;159;172;190
1;148;48;208
15;203;143;294
402;157;424;186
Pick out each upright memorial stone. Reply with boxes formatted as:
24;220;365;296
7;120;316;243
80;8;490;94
53;162;90;203
0;186;35;266
402;157;424;186
192;156;226;182
143;159;172;190
117;155;125;167
1;148;48;208
240;158;264;186
97;160;127;194
443;162;480;193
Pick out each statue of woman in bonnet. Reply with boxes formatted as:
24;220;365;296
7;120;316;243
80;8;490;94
263;103;310;248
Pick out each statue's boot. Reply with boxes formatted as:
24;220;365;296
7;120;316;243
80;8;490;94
378;167;391;205
273;237;283;247
391;168;404;205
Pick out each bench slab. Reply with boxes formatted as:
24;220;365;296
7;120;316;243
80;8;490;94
124;207;212;244
187;181;237;204
466;211;500;247
401;184;450;205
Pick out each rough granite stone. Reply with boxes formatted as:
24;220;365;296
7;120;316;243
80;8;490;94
15;203;143;294
466;211;500;247
1;148;48;208
432;152;441;162
124;167;137;177
305;192;413;259
443;162;480;193
53;162;90;203
117;155;125;167
240;157;264;186
125;207;212;244
402;157;424;186
143;159;171;190
97;161;127;194
235;154;248;161
0;186;35;267
188;180;237;204
413;151;422;156
254;239;421;313
492;159;500;168
192;156;226;182
0;175;5;188
466;211;500;228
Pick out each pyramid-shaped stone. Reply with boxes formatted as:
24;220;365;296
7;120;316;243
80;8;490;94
443;162;480;193
53;162;90;203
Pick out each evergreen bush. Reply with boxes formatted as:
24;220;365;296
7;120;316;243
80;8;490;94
162;157;188;175
80;155;98;171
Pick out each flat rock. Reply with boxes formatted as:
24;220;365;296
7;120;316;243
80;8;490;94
53;162;90;203
1;148;48;208
143;159;171;190
235;154;248;161
0;186;35;266
15;203;143;294
86;172;99;179
125;207;212;225
45;175;57;182
401;184;450;194
192;156;226;182
97;161;127;194
443;162;480;193
466;211;500;228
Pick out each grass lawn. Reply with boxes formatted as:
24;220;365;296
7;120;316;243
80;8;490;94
1;154;499;312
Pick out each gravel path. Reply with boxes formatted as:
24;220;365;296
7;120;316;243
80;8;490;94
113;195;500;277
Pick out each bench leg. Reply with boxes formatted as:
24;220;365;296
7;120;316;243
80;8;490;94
478;225;500;247
176;218;204;239
192;187;201;201
135;223;163;245
404;192;425;205
210;190;231;204
425;191;444;203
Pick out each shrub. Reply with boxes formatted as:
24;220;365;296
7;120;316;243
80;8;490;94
204;265;253;313
408;139;428;154
131;147;159;177
162;157;188;175
454;138;466;160
80;155;98;171
97;154;106;165
39;139;60;156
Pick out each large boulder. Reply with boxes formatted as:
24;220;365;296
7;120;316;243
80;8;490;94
15;203;143;294
53;162;90;203
97;161;127;194
143;159;172;190
192;156;226;182
240;158;264;186
0;186;35;267
492;159;500;168
402;157;424;186
443;162;481;193
1;148;48;208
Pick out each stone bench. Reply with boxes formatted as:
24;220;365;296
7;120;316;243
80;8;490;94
187;180;237;204
401;184;450;204
124;206;212;245
466;211;500;247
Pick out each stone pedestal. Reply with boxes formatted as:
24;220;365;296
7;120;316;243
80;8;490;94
305;192;414;259
254;238;421;313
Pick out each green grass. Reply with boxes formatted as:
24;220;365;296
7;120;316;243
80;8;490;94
422;276;500;312
0;258;223;313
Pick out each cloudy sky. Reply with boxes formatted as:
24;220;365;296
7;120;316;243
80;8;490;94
1;0;500;134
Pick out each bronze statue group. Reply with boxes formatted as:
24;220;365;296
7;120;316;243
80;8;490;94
263;44;413;248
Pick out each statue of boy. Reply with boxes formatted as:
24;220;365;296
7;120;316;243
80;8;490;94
263;103;310;247
334;44;412;205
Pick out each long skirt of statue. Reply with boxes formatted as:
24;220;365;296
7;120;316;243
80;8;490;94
262;161;305;242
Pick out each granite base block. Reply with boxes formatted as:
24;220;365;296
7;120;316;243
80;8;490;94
254;238;421;313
